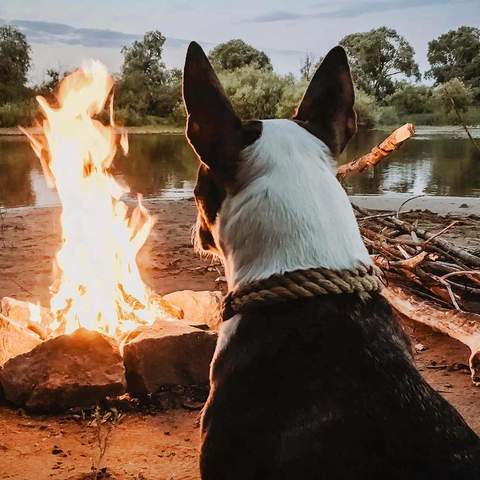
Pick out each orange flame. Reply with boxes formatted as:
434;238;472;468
22;60;162;337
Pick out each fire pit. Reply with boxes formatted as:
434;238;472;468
0;62;220;412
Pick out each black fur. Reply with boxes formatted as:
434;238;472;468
201;294;480;479
294;46;357;155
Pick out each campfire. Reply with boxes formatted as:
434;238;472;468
1;63;480;414
20;60;170;338
0;62;219;412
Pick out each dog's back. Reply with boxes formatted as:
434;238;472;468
181;42;480;478
201;293;480;479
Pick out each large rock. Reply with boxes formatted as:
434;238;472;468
1;296;53;325
0;328;125;411
163;290;223;330
0;313;42;366
122;320;217;396
1;297;52;339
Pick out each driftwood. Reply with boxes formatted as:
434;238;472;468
382;287;480;385
336;123;415;179
338;124;480;383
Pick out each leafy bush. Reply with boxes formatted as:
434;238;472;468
219;66;291;119
276;77;306;118
433;78;474;114
377;106;400;126
387;83;434;114
0;100;36;127
354;89;379;127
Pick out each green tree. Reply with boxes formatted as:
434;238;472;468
340;27;420;101
219;66;289;119
426;26;480;97
35;69;67;97
388;83;434;115
299;53;323;82
434;78;473;115
0;25;32;102
116;31;169;118
209;39;272;72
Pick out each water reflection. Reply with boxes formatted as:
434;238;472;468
0;127;479;208
340;127;480;197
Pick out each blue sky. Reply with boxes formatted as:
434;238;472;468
1;0;479;82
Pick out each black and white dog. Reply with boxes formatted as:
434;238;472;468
182;41;480;479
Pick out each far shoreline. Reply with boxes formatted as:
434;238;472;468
0;125;184;136
1;124;478;137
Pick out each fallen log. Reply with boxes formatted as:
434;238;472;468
336;123;415;179
382;287;480;385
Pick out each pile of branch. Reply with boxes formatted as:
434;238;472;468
353;203;480;313
338;124;480;384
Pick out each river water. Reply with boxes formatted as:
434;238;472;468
0;126;479;208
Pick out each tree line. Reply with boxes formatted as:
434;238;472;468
0;24;479;128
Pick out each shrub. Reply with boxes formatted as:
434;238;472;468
377;106;400;126
387;83;434;114
355;89;379;127
0;100;36;127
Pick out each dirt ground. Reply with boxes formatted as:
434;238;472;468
1;199;480;479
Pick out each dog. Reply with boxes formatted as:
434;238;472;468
182;41;480;479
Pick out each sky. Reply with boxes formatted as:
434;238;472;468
1;0;479;83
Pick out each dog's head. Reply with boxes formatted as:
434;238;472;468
183;42;369;289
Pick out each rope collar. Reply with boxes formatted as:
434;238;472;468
222;264;384;321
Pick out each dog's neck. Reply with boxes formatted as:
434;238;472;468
215;120;371;291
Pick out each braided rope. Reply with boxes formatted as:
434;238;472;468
225;264;384;316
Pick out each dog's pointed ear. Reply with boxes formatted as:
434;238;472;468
183;41;243;171
293;46;356;155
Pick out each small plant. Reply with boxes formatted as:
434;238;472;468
88;405;125;479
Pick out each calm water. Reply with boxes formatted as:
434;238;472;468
1;127;479;209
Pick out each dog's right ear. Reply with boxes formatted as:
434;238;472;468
183;42;244;172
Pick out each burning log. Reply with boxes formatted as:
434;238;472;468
382;287;480;385
336;123;415;179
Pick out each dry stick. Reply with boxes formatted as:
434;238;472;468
422;221;458;246
441;270;480;281
388;216;480;268
336;123;416;179
396;194;426;218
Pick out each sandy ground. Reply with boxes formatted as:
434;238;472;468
352;194;480;217
1;198;480;479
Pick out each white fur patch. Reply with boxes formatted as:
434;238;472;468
214;119;371;290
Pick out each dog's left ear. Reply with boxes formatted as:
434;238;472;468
183;41;244;172
293;46;356;155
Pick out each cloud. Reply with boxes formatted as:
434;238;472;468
0;18;142;48
242;10;305;23
245;0;475;23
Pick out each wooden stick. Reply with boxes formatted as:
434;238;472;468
336;123;415;179
382;287;480;385
387;216;480;268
